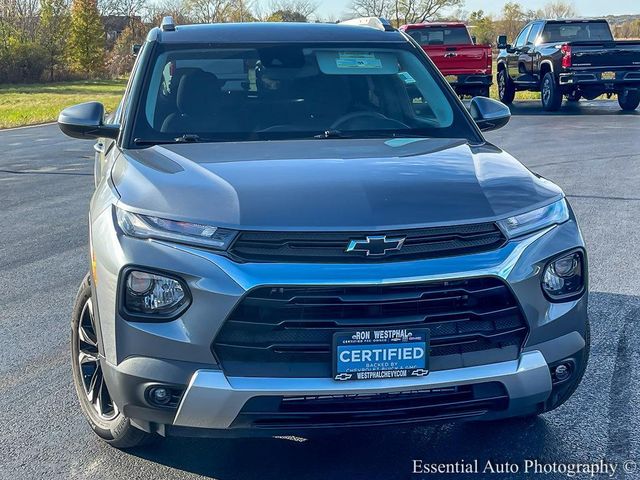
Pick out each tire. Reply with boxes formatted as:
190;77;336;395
71;274;157;449
541;72;563;111
497;69;515;104
618;90;640;111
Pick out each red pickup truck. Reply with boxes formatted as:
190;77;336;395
399;22;492;97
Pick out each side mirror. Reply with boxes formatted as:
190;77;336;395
468;96;511;132
131;44;142;56
497;35;509;50
471;35;477;44
58;102;119;140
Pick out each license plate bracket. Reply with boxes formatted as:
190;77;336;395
333;329;429;381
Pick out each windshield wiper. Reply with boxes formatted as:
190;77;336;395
134;134;218;146
314;129;352;139
314;130;431;140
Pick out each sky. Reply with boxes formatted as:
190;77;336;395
316;0;640;19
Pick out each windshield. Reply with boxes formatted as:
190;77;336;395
130;42;479;146
405;27;472;46
541;22;613;43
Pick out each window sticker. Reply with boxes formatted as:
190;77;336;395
398;71;416;84
336;52;382;69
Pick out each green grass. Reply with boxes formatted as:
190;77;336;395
0;79;127;129
489;81;540;100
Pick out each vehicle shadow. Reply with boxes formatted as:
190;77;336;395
506;99;640;116
126;290;639;480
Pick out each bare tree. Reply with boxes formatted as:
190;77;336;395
349;0;464;26
146;0;193;24
268;0;317;19
185;0;233;23
350;0;393;19
542;0;577;19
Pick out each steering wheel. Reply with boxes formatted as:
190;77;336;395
330;111;410;130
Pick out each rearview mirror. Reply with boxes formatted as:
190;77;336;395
497;35;509;50
468;96;511;132
58;102;119;140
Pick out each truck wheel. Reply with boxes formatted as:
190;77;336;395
71;274;158;449
497;69;515;104
541;72;563;111
618;90;640;111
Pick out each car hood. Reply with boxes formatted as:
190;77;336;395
112;138;563;231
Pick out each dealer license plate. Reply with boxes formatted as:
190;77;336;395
601;71;616;80
333;329;429;381
445;75;458;83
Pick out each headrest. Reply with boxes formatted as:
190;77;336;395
177;70;222;116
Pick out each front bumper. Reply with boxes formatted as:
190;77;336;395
174;350;551;429
92;206;588;434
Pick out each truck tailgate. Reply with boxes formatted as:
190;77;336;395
569;41;640;69
422;45;490;75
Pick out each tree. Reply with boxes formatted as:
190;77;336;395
68;0;105;75
350;0;393;20
468;10;496;46
227;0;257;22
147;0;193;25
542;1;577;19
349;0;464;27
267;9;306;22
39;0;71;81
497;2;529;41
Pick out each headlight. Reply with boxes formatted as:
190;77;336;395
116;206;237;250
122;269;190;319
497;199;570;238
542;251;585;301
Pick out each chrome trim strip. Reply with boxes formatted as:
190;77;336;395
160;227;554;291
173;350;552;429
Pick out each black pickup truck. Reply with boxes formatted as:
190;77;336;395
496;19;640;111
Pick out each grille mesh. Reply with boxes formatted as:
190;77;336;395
213;277;528;378
229;223;506;263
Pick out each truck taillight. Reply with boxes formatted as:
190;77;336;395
561;44;572;68
487;49;492;73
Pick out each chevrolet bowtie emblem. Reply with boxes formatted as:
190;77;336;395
346;235;406;256
334;373;353;381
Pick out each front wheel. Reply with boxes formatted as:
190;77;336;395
71;274;157;449
497;69;515;104
618;90;640;111
541;72;563;111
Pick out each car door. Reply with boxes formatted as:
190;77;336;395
523;22;544;79
508;24;532;80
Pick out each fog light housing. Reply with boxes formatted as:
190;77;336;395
551;362;574;383
146;385;183;408
150;387;171;405
121;269;190;320
542;251;585;301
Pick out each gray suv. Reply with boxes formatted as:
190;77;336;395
59;18;589;448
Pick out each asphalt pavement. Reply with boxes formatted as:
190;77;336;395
0;100;639;479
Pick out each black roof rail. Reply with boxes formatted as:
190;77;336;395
161;16;176;32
